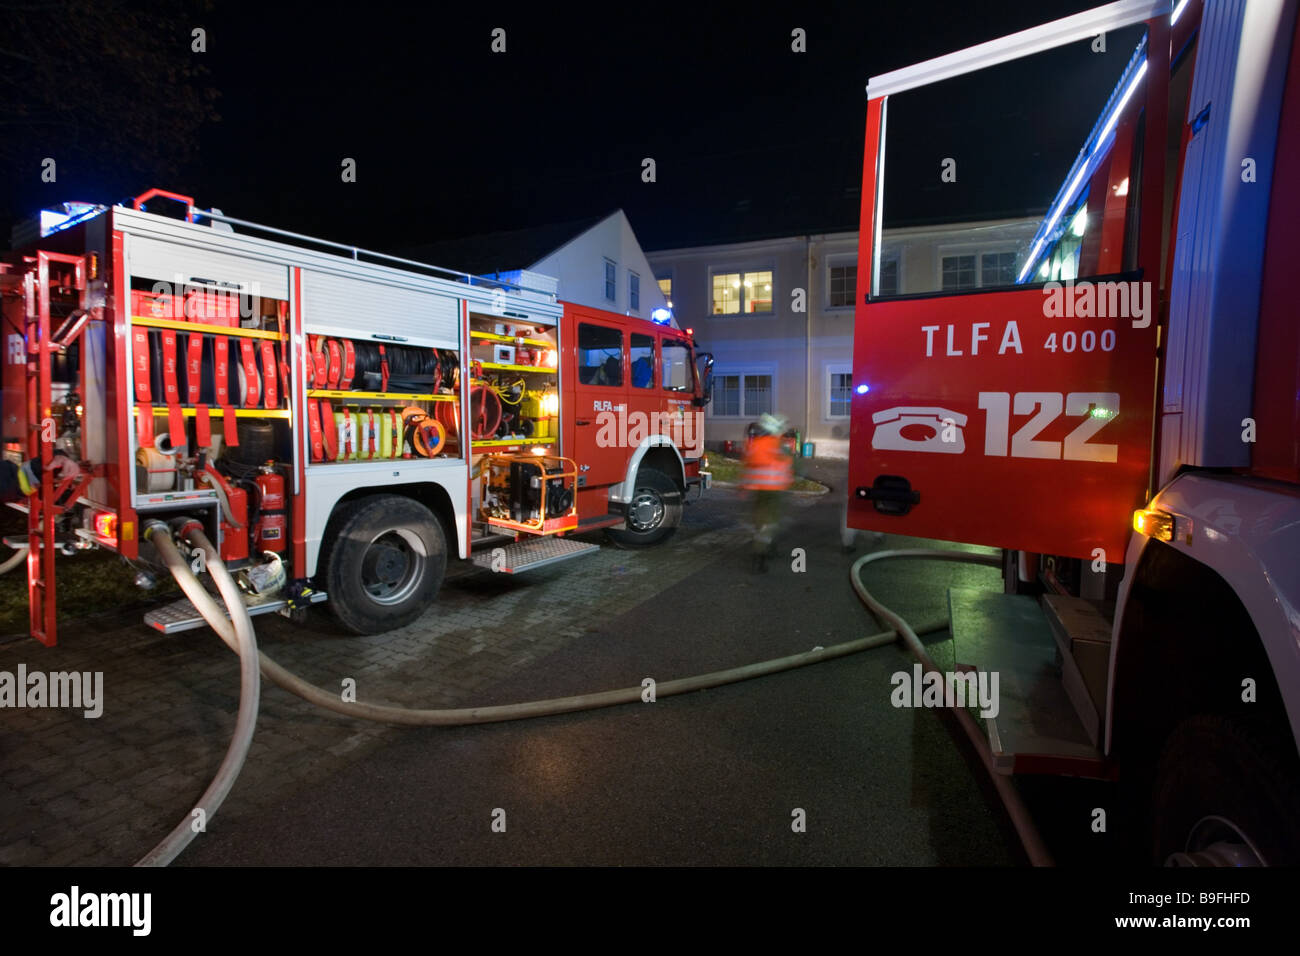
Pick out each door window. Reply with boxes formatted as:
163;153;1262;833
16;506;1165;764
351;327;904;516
578;323;623;386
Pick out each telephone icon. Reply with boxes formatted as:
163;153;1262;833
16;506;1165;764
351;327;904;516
871;406;967;454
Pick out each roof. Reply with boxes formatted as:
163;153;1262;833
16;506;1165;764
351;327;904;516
398;214;609;277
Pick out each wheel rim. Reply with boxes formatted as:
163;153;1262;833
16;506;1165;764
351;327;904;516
1165;815;1266;867
627;488;665;532
360;528;427;605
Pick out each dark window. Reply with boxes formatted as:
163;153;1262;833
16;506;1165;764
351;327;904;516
604;260;616;302
981;251;1016;287
578;323;623;386
630;333;654;389
716;375;741;416
879;258;899;296
941;255;978;290
629;272;640;312
828;265;857;307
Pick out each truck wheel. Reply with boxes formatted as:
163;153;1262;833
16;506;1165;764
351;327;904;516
320;495;446;635
606;468;682;549
1150;714;1300;865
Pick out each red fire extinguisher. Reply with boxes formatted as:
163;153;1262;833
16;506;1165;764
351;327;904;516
253;464;286;553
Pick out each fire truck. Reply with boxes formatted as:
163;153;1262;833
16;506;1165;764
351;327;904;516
848;0;1300;863
0;190;713;644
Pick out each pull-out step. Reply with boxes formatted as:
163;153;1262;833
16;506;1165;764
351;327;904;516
948;588;1108;778
144;590;327;634
469;535;599;574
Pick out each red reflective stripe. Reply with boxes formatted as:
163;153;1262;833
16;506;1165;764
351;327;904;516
308;400;325;461
137;405;154;448
378;344;389;392
340;340;355;390
325;340;341;388
161;330;180;405
132;329;151;401
365;409;376;458
167;403;185;445
260;340;278;408
195;404;212;448
309;335;326;388
320;400;337;459
223;407;239;446
240;339;260;407
213;337;230;406
186;334;203;403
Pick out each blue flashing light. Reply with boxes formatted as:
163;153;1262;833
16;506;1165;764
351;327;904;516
651;307;673;325
856;383;870;395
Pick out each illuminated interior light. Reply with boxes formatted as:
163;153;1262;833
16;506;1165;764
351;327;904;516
1070;206;1088;237
1113;177;1129;197
1018;57;1149;283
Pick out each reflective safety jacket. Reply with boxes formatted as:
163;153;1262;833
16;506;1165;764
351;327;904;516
743;434;794;491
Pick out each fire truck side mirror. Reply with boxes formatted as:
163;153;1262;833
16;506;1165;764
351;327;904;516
693;352;714;407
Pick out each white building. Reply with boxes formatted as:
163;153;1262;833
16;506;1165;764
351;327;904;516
646;216;1039;457
403;209;668;322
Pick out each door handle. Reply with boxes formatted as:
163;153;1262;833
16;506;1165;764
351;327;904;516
576;419;592;426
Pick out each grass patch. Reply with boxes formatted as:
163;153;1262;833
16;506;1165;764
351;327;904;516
705;453;825;493
0;509;177;637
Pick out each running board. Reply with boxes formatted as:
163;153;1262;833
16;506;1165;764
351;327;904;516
144;590;327;634
469;536;599;573
948;588;1109;779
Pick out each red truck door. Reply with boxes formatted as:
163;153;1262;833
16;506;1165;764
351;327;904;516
565;307;628;492
847;11;1172;564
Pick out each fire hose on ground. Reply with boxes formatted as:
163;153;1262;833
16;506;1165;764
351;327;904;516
139;521;1051;866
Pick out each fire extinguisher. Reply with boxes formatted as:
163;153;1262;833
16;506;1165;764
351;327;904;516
252;464;286;553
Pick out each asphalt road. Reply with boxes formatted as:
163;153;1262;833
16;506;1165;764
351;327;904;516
180;469;1033;866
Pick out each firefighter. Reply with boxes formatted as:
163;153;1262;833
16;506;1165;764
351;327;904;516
744;413;794;572
0;450;80;503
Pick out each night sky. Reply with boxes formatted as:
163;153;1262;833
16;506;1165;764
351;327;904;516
3;1;1143;257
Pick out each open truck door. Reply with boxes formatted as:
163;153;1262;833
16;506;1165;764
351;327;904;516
847;0;1172;565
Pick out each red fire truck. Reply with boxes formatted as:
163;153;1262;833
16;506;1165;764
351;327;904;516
848;0;1300;863
1;191;712;644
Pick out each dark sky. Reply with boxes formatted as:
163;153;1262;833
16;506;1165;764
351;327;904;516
2;0;1144;256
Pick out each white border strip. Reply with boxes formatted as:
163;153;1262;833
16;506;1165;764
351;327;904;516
866;0;1172;98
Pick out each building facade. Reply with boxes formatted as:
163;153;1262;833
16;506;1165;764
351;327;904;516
646;216;1038;457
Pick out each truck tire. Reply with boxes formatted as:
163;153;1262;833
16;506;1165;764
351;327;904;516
1150;714;1300;865
606;468;682;549
319;495;447;635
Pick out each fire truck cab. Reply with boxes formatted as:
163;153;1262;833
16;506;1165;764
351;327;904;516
848;0;1300;863
1;193;712;644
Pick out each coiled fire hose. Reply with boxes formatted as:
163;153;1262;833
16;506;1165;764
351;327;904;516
143;522;1048;866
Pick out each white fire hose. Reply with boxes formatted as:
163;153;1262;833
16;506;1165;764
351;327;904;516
140;521;1049;866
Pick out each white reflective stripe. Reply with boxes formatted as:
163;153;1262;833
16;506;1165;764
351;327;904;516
866;0;1172;98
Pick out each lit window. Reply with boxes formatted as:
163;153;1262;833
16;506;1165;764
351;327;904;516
711;270;773;315
657;275;672;300
828;370;852;418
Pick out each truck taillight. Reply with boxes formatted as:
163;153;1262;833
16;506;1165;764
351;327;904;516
1133;508;1174;542
93;511;117;540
